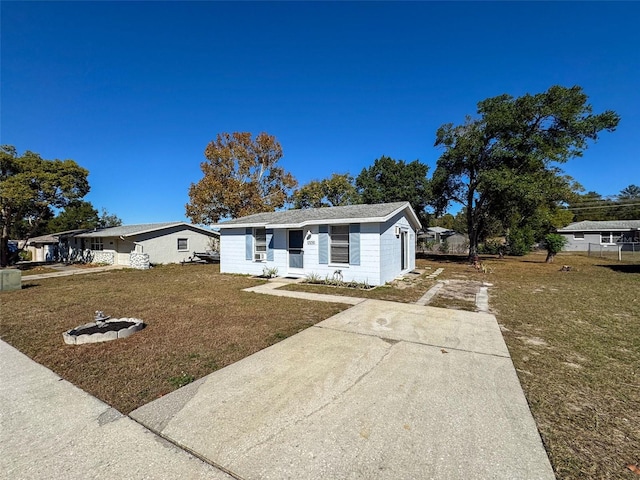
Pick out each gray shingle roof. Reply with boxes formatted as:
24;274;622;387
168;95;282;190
217;202;421;229
76;222;217;238
557;220;640;232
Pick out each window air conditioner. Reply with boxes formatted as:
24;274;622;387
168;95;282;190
255;252;266;261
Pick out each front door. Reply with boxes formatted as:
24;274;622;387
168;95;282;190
288;230;304;272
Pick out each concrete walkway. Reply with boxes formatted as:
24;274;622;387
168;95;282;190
131;299;555;479
2;275;555;479
21;264;128;281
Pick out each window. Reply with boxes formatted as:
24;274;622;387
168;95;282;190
254;228;266;261
177;238;188;251
573;232;584;240
90;238;103;251
330;225;349;264
601;232;612;244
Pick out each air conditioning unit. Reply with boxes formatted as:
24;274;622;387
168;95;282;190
254;252;266;262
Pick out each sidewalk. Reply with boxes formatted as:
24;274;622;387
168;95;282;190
0;340;233;480
21;264;128;281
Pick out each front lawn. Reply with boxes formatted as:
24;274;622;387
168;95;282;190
0;264;347;414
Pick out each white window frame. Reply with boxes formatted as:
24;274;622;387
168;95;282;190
330;225;350;264
177;238;189;251
601;232;613;244
573;232;584;240
90;238;103;251
254;228;266;262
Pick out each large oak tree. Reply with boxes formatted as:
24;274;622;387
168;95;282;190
186;132;297;224
431;85;620;258
1;145;90;266
355;156;431;225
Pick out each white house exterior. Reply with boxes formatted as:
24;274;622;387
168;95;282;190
557;220;640;252
217;202;421;286
76;223;219;268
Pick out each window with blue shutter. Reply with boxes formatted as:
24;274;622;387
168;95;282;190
319;225;328;264
349;224;360;265
266;229;274;261
245;228;252;261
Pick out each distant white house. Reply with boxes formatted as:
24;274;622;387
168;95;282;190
557;220;640;252
216;202;421;286
75;223;219;268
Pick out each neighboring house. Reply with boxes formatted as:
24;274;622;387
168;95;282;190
75;223;219;268
557;220;640;252
26;229;88;262
216;201;421;286
424;226;455;243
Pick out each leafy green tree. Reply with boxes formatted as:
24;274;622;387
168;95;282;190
48;200;100;232
430;213;455;230
47;202;122;232
98;208;123;228
431;85;619;258
619;184;640;200
292;173;360;209
1;145;89;266
544;233;568;263
356;156;431;225
615;184;640;220
569;191;612;221
186;132;297;223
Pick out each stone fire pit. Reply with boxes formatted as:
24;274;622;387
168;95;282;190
63;311;145;345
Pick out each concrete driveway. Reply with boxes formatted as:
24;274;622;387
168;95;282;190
131;299;555;479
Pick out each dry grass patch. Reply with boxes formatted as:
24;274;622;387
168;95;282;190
434;252;639;479
1;264;346;414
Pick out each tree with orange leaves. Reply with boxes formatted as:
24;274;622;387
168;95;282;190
186;132;297;224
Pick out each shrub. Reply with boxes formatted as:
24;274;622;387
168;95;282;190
507;227;535;256
544;233;568;263
261;266;279;278
478;239;503;255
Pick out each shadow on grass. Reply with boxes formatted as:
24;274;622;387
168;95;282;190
417;253;470;263
597;264;640;274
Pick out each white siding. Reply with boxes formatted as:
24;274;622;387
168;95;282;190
136;227;217;264
220;228;287;276
379;212;416;284
220;212;417;286
298;224;382;285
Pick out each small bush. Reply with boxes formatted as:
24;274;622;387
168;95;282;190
305;272;323;284
478;239;503;255
261;266;279;278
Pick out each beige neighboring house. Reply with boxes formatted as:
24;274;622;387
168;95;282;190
26;229;88;262
75;223;219;268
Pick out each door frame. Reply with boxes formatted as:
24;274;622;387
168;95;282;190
287;229;305;275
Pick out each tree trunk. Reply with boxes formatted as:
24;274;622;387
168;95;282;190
545;252;555;263
0;234;8;267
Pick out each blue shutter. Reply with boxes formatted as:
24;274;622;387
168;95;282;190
319;225;328;264
245;228;252;261
349;224;360;266
266;229;274;261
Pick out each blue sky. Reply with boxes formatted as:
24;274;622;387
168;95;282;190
2;1;638;225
